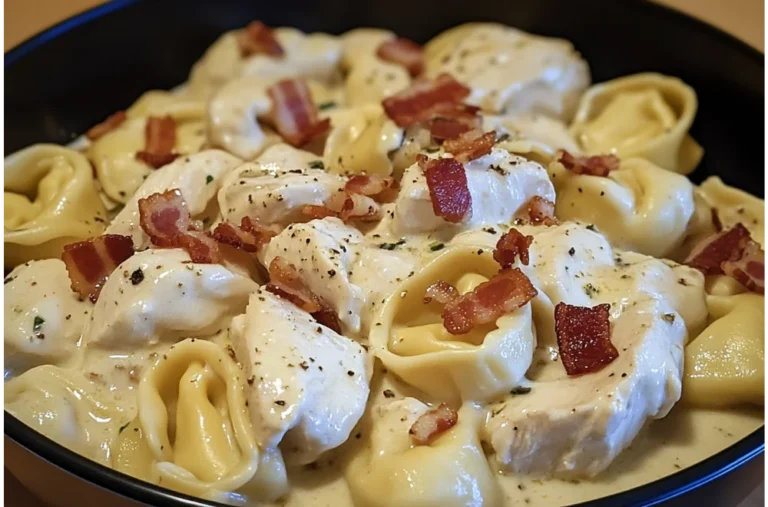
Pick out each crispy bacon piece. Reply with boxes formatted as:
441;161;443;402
555;302;617;376
685;223;752;275
494;229;534;268
265;256;341;333
423;280;459;304
524;196;558;226
441;268;538;335
345;175;396;202
267;79;331;147
425;103;482;142
62;234;135;302
237;21;285;57
138;189;190;247
86;111;127;141
409;403;458;445
338;193;381;222
443;130;496;163
418;156;472;223
558;150;620;177
136;116;177;169
138;189;222;263
382;73;471;127
212;216;279;253
722;239;765;294
376;37;424;76
301;204;340;220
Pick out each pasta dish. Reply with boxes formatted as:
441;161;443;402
4;21;764;506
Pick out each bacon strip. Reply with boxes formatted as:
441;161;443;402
722;239;765;294
442;268;538;335
558;150;619;177
136;116;177;169
301;205;340;220
382;74;471;127
237;21;285;57
301;189;383;224
443;130;496;163
423;280;459;304
265;256;341;333
267;79;331;147
685;223;751;275
494;229;534;268
344;175;396;202
426;104;482;142
409;403;458;445
138;189;221;263
62;234;135;302
376;38;424;76
524;196;558;226
86;111;127;141
418;156;472;223
212;216;279;253
555;302;617;376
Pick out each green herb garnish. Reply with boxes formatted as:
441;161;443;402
318;101;337;110
510;386;532;395
118;422;131;434
205;175;214;185
379;238;406;251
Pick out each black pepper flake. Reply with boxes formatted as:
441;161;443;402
130;268;145;285
429;242;445;252
568;247;576;256
318;101;336;110
662;313;676;324
309;160;324;170
383;389;395;398
328;269;337;278
379;238;406;250
205;175;214;185
621;373;627;378
586;224;597;232
247;376;255;385
510;386;532;395
4;276;15;284
299;361;309;370
119;422;131;434
33;315;45;333
275;400;286;406
347;370;355;377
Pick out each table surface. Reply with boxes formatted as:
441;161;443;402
3;0;764;505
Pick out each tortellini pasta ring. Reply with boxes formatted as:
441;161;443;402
370;246;536;405
137;338;282;501
570;73;703;174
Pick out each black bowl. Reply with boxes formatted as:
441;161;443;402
4;0;765;506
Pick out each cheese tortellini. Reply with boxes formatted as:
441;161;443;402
424;23;590;120
5;144;107;266
549;157;695;258
570;73;703;174
371;246;535;404
683;294;765;407
346;400;501;507
132;338;288;503
6;365;126;466
88;91;208;203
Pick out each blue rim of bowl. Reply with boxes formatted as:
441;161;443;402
3;1;765;506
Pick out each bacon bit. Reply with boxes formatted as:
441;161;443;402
267;79;331;147
442;268;538;335
136;116;177;169
443;130;496;163
85;111;127;141
376;37;424;76
62;234;135;302
418;156;472;223
178;231;222;264
345;175;396;202
524;196;558;226
237;21;285;57
425;103;482;142
711;208;723;232
494;229;534;268
423;280;459;304
382;74;471;128
338;193;381;223
555;302;617;376
212;216;279;253
266;256;341;333
138;189;190;247
301;205;339;220
558;150;620;177
409;403;458;445
722;239;765;294
685;223;752;275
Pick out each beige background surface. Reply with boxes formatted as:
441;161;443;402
3;0;765;505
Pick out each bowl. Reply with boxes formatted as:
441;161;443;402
5;0;764;506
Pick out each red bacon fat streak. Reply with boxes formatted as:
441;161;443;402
237;21;285;57
555;302;617;376
418;156;472;223
85;111;127;141
376;38;424;76
441;268;538;335
494;229;534;268
558;150;620;177
267;79;331;147
265;256;342;332
382;74;471;127
409;403;458;445
685;223;751;275
62;234;135;302
136;115;177;169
